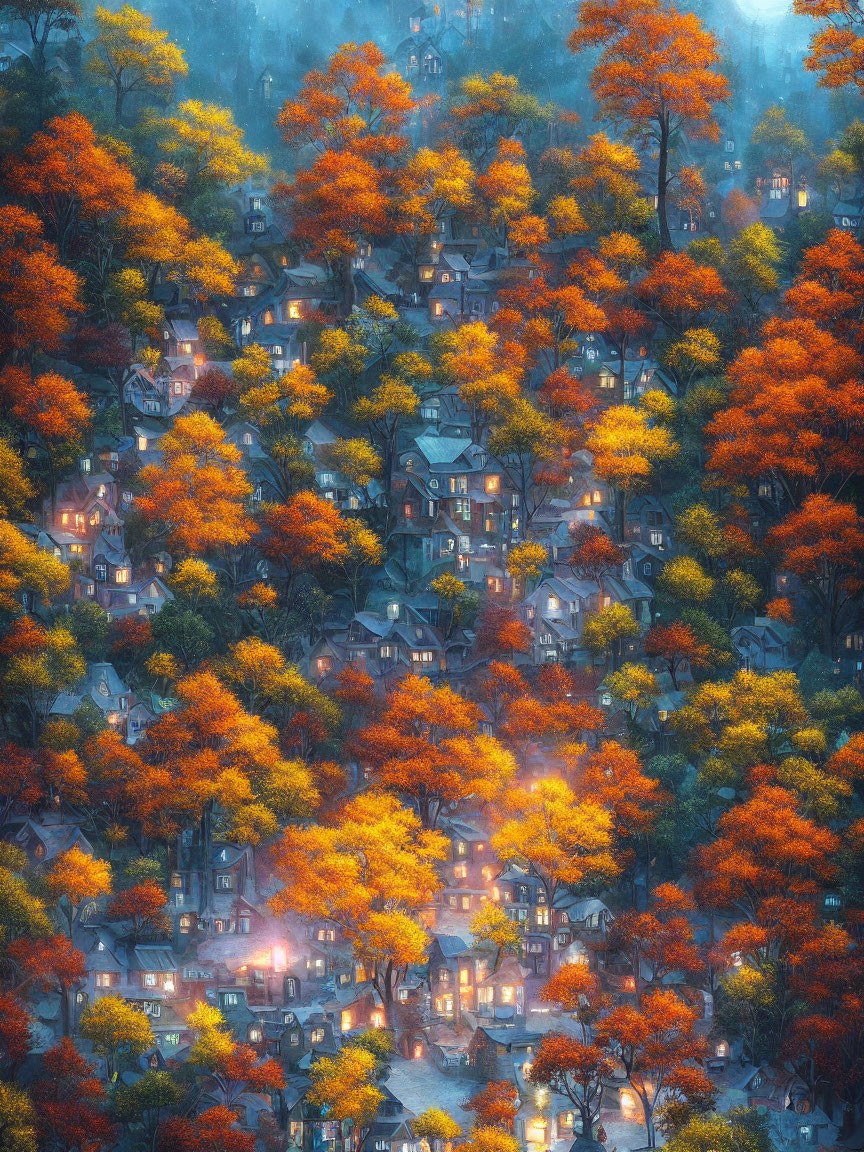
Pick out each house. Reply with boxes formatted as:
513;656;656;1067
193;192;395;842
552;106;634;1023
10;818;94;869
162;319;202;363
831;197;864;231
50;662;132;734
553;895;614;947
474;954;528;1019
743;1067;837;1148
732;617;794;671
127;688;176;745
428;934;493;1023
199;843;259;936
439;817;494;904
521;576;600;664
427;252;470;321
131;420;165;462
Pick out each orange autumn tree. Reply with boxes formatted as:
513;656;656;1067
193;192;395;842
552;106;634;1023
156;1106;253;1152
498;665;604;770
260;492;384;608
464;1080;519;1130
475;137;536;250
32;1039;115;1152
353;674;516;829
274;43;416;311
598;989;711;1147
185;1003;284;1107
137;670;318;853
795;0;864;92
0;205;81;367
7;934;86;1037
645;621;713;689
574;740;664;875
696;782;842;1062
706;317;864;506
540;963;611;1041
766;495;864;656
784;226;864;348
694;783;839;923
638;250;729;337
528;1033;614;1136
0;368;90;446
136;412;254;555
2;112;136;258
570;0;728;250
496;266;606;374
606;883;703;1003
270;792;446;1026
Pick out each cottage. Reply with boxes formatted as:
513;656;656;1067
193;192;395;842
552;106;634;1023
50;662;132;733
732;617;794;671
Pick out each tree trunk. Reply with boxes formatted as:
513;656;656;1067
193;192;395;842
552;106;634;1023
342;251;356;316
114;83;125;126
656;118;672;252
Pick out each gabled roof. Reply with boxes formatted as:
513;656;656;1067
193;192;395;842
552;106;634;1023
414;433;473;465
165;319;199;342
128;947;177;972
432;934;470;957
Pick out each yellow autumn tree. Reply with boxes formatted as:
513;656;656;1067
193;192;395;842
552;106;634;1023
89;5;187;124
586;404;678;540
0;521;69;613
46;846;111;932
491;778;618;907
270;792;446;1024
154;100;268;189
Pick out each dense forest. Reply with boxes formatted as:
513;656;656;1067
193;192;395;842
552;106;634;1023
0;0;863;1150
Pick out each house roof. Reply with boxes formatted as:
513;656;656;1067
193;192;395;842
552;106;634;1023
166;319;199;342
414;433;473;465
128;947;176;972
433;934;469;957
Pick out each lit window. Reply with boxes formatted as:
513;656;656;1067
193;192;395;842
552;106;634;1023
115;568;129;585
